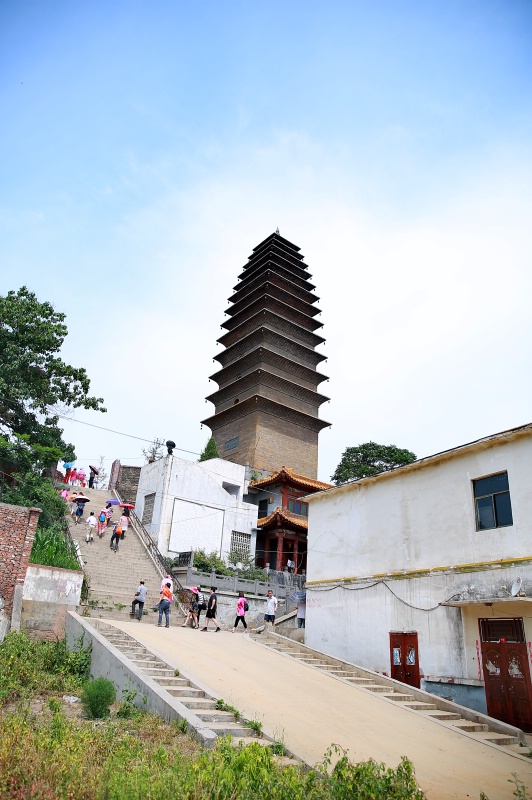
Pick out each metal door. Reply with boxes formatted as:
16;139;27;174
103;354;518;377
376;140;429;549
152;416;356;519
480;633;532;731
389;632;420;688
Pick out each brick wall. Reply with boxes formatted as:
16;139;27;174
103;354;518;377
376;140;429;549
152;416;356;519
0;502;41;637
117;465;141;503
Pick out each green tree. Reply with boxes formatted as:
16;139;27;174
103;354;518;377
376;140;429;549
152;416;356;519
332;442;417;485
0;287;105;466
199;436;219;462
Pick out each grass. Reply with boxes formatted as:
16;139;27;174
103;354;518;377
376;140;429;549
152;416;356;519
29;522;80;571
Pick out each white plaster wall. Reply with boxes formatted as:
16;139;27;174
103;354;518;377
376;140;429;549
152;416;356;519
307;436;532;583
23;565;83;605
135;455;258;559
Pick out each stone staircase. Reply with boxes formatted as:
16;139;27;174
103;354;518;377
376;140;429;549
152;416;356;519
68;487;180;621
260;633;532;760
92;620;295;759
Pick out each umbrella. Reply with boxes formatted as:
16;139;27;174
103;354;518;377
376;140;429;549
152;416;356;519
89;465;100;475
75;496;90;503
106;498;120;505
120;503;134;509
289;590;306;603
63;461;76;469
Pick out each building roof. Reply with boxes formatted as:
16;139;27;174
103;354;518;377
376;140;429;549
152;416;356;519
248;466;332;492
306;422;532;503
256;506;309;531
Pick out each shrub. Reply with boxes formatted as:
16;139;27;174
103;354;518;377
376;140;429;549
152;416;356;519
0;632;91;705
81;677;116;719
30;522;80;570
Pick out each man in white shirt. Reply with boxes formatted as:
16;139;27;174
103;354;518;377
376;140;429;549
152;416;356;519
264;589;278;629
85;512;97;543
132;581;148;621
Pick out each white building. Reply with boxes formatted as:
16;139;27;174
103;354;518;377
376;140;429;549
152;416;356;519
135;455;258;563
305;424;532;732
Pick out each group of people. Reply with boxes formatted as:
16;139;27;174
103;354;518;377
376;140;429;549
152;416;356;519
63;466;98;489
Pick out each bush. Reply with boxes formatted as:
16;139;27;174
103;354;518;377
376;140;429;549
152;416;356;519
0;632;91;705
81;677;116;719
30;522;80;570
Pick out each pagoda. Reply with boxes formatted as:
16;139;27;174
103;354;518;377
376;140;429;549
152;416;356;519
202;232;330;478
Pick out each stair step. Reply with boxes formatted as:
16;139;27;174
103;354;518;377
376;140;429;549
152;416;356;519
345;677;375;685
141;668;176;677
206;721;255;736
365;685;389;693
196;711;241;723
166;687;204;698
156;677;190;687
382;693;415;702
470;731;520;746
179;699;217;709
424;711;462;721
401;701;437;710
449;720;488;733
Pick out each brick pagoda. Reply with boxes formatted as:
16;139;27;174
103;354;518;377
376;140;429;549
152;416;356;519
202;232;330;478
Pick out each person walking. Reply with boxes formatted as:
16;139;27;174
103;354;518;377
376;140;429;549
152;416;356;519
264;589;278;629
110;521;123;551
68;492;79;516
296;597;306;629
132;581;147;621
196;587;206;628
97;508;108;538
69;468;78;486
60;487;68;501
182;589;199;628
85;511;97;543
119;513;129;538
158;582;173;628
230;591;248;632
88;468;96;489
74;499;85;525
201;587;221;632
160;574;173;593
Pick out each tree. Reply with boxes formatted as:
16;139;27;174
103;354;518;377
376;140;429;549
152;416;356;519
199;436;219;462
142;438;164;463
331;442;417;485
0;287;105;466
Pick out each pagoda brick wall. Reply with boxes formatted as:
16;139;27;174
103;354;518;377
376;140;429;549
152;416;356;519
213;412;319;479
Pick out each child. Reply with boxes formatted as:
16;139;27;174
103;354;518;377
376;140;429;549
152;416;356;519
85;511;97;543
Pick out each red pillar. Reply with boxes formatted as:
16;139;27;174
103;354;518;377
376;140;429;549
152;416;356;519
276;535;284;571
293;539;299;573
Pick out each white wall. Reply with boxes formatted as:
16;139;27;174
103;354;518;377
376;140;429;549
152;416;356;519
305;431;532;682
135;455;258;560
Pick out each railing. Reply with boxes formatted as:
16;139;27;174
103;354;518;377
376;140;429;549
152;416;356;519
183;566;305;599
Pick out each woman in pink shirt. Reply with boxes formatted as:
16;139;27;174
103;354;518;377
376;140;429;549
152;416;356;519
230;591;248;632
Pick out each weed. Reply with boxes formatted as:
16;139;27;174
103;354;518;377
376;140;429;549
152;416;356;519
215;698;240;720
269;739;287;756
114;603;126;611
244;718;263;737
117;686;140;719
176;717;188;734
81;677;116;719
48;697;62;714
174;668;180;677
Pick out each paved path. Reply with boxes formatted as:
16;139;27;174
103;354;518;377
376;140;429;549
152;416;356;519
104;619;532;800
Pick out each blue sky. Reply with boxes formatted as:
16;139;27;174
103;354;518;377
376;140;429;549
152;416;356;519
1;1;532;481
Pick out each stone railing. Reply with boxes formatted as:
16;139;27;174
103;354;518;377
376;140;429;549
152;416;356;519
181;566;304;599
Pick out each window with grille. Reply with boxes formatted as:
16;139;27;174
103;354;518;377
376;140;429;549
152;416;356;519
142;493;156;524
479;618;525;643
288;499;308;516
473;472;513;530
225;437;239;451
231;531;251;558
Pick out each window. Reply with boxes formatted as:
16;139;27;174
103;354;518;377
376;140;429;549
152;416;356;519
258;499;269;518
231;531;251;558
473;472;513;530
479;618;525;643
225;436;239;451
288;499;308;516
142;492;156;524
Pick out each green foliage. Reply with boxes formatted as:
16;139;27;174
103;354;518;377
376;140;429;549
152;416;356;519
0;632;91;705
175;717;188;734
81;677;116;719
2;470;66;529
227;549;269;581
117;687;141;719
215;698;240;720
318;745;425;799
199;435;220;461
192;548;233;576
331;441;417;485
244;718;263;737
0;286;105;462
29;522;80;570
269;739;288;756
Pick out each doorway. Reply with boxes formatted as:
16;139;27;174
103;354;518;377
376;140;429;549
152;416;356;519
479;617;532;731
389;632;420;688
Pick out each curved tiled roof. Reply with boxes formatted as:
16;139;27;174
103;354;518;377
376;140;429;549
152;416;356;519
248;466;332;492
256;507;308;531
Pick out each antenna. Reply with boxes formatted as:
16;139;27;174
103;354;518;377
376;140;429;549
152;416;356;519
510;577;522;597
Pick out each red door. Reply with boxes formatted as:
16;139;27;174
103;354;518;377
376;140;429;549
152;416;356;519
480;618;532;732
389;632;420;688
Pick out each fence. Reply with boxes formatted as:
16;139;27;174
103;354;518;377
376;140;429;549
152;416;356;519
181;565;305;599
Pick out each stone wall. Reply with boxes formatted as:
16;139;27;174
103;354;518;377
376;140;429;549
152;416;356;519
0;502;41;640
116;465;141;502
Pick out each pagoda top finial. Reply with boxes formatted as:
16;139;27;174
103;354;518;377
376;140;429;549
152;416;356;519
275;227;279;234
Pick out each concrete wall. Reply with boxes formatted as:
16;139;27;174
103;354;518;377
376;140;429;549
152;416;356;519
20;565;84;640
304;429;532;711
135;455;257;561
0;502;41;640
